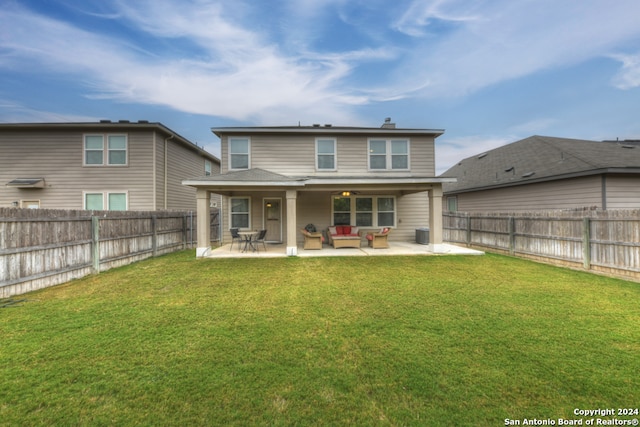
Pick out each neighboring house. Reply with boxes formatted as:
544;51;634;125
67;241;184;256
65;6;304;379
440;135;640;213
1;121;220;211
182;120;454;256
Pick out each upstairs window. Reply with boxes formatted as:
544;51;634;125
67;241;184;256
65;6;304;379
84;134;127;166
316;138;336;170
368;139;409;170
229;137;250;170
205;159;212;176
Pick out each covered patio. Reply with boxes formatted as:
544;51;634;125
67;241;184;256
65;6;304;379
184;169;458;258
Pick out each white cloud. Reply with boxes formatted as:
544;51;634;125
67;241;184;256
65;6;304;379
393;0;479;37
2;0;640;129
610;53;640;89
0;1;370;125
388;0;640;99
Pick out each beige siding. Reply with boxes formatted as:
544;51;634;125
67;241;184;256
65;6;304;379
165;140;210;210
605;175;640;209
1;127;218;211
220;134;436;176
219;190;431;245
453;175;603;213
396;191;430;241
0;130;154;209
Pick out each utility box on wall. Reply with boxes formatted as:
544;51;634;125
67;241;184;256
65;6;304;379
415;227;430;245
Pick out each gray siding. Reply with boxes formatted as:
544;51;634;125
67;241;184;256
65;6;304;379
453;175;603;213
605;175;640;209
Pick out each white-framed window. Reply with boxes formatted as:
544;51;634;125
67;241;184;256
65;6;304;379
84;191;128;210
84;134;128;166
21;200;41;209
377;197;395;227
229;137;250;170
316;138;336;170
447;196;458;212
205;159;212;176
230;197;250;229
332;196;396;227
368;139;409;170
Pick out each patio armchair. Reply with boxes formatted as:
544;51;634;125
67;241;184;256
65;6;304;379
301;229;323;250
366;228;391;249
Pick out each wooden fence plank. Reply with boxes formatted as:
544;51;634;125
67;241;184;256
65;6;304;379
444;210;640;281
0;208;210;297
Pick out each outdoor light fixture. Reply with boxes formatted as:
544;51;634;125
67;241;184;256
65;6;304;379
12;201;19;207
266;202;272;208
341;191;351;197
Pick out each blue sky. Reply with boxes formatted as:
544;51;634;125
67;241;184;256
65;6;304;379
2;0;640;173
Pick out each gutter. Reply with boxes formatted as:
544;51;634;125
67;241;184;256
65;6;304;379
444;167;640;195
164;134;174;209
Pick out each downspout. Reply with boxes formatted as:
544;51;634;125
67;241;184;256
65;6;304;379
152;132;157;209
601;174;607;210
164;134;174;210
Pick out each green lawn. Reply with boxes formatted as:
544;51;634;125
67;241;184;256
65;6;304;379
1;252;639;426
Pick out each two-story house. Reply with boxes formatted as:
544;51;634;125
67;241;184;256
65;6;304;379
1;121;220;211
183;120;454;257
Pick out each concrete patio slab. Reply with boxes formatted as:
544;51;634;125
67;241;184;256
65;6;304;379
204;241;483;258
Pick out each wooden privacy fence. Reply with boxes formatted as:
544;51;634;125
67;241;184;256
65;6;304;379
0;208;212;298
444;210;640;281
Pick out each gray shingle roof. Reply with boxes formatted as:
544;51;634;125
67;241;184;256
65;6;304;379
441;135;640;193
190;168;305;183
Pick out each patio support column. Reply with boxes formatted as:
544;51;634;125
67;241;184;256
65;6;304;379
286;190;298;256
196;188;211;257
428;185;445;253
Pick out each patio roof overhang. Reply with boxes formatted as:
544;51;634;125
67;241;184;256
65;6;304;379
182;168;456;196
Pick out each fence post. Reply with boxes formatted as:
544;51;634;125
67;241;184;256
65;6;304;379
152;215;158;257
91;216;100;273
509;216;515;255
182;214;187;250
583;217;591;270
466;214;471;246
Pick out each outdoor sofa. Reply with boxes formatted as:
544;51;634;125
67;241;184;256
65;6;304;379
327;226;361;248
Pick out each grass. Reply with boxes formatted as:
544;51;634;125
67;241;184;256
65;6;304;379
1;252;639;426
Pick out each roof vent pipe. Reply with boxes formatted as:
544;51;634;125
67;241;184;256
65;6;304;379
381;117;396;129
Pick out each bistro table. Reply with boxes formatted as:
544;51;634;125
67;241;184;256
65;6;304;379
238;230;259;253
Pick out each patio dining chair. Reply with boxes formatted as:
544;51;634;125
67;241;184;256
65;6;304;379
229;228;242;251
254;229;267;252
